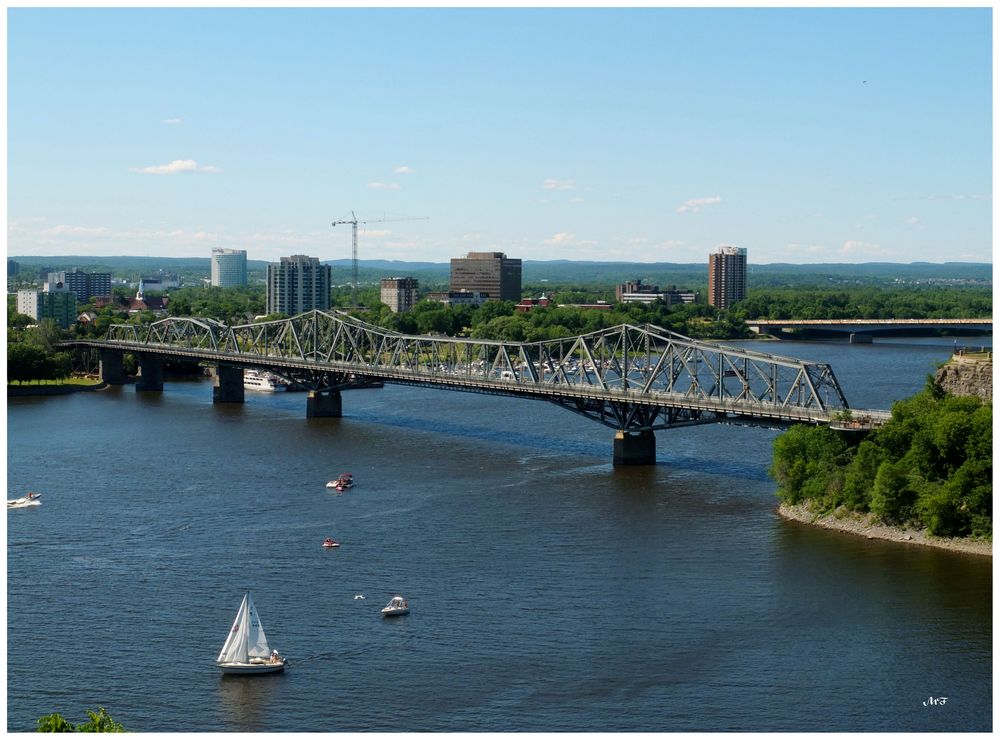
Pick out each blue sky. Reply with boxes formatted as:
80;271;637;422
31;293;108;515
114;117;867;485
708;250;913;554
6;6;993;264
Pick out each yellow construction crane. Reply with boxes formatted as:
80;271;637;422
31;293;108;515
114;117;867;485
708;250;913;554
331;212;429;307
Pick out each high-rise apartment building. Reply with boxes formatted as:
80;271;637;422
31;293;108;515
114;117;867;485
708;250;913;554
46;269;112;302
449;252;521;302
211;248;248;288
380;277;419;313
266;255;331;315
17;288;77;328
708;245;747;310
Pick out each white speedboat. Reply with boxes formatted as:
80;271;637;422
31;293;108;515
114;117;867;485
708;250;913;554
8;492;41;509
381;596;409;617
244;370;288;392
217;592;286;675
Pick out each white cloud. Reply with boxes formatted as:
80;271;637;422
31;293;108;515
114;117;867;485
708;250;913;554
677;196;722;214
358;228;392;238
41;225;111;236
544;232;577;245
162;118;183;125
542;178;576;190
628;236;649;245
542;232;598;247
367;182;401;190
129;159;221;175
841;239;891;257
569;196;585;203
393;166;414;174
905;216;921;225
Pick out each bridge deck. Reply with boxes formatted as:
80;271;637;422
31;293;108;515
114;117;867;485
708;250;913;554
69;308;890;432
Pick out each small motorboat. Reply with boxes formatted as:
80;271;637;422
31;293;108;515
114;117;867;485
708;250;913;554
326;473;354;491
322;538;340;548
8;492;42;509
381;595;409;617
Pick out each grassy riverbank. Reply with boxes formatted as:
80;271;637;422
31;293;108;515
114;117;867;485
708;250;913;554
8;377;106;396
779;502;992;557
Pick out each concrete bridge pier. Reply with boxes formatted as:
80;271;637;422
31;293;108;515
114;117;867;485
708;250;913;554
213;365;245;404
135;354;164;392
307;390;342;418
613;429;656;466
99;349;128;385
849;333;873;344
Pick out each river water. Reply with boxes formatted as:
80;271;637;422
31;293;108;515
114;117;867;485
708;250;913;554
6;337;992;732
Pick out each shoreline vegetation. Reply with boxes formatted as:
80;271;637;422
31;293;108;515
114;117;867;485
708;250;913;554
769;373;992;553
778;502;992;557
8;378;107;396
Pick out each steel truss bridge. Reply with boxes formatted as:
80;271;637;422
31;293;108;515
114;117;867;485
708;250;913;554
68;310;890;464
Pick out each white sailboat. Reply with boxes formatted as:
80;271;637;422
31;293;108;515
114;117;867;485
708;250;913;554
216;592;286;675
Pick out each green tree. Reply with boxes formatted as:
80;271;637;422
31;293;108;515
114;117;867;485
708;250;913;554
869;459;916;524
36;707;127;732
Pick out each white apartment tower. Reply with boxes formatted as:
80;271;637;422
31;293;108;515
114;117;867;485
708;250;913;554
211;248;248;288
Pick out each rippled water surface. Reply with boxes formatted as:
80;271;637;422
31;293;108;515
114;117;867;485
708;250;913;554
7;337;991;731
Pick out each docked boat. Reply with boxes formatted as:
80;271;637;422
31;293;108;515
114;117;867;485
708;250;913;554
326;473;354;491
244;370;288;393
8;492;41;509
322;538;340;548
381;595;410;617
217;592;286;675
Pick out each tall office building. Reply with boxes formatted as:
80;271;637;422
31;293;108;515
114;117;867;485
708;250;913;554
46;269;112;302
708;245;747;310
211;248;248;288
266;255;331;315
449;252;522;302
380;277;419;313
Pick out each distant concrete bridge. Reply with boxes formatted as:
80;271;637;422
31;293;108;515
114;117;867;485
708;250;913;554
65;310;890;465
747;317;992;343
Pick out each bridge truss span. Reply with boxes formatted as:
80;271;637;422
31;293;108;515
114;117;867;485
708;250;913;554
100;310;853;429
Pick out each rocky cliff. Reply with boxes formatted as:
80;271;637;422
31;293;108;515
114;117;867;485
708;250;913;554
934;354;992;402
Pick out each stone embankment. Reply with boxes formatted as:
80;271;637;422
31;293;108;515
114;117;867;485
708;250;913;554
778;502;991;557
934;351;992;401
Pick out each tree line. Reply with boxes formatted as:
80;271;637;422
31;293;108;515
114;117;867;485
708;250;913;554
770;381;992;539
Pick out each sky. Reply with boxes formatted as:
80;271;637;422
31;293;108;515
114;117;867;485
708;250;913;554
5;5;994;265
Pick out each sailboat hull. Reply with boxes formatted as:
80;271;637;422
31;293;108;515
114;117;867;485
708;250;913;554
217;660;286;675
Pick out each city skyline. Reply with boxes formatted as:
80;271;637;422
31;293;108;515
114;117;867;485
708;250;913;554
7;6;993;265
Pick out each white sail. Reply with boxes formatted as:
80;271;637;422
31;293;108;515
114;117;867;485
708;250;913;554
217;592;251;664
245;595;271;658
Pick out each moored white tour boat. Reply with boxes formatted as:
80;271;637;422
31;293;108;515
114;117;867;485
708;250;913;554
217;592;286;675
244;370;288;392
381;595;409;617
8;492;41;509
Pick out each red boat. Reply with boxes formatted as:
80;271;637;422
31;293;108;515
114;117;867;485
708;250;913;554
322;538;340;548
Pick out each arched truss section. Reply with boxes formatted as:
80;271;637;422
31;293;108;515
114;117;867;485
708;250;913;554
97;309;857;427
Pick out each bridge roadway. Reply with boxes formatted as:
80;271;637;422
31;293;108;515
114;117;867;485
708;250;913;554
66;311;892;465
747;317;992;343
